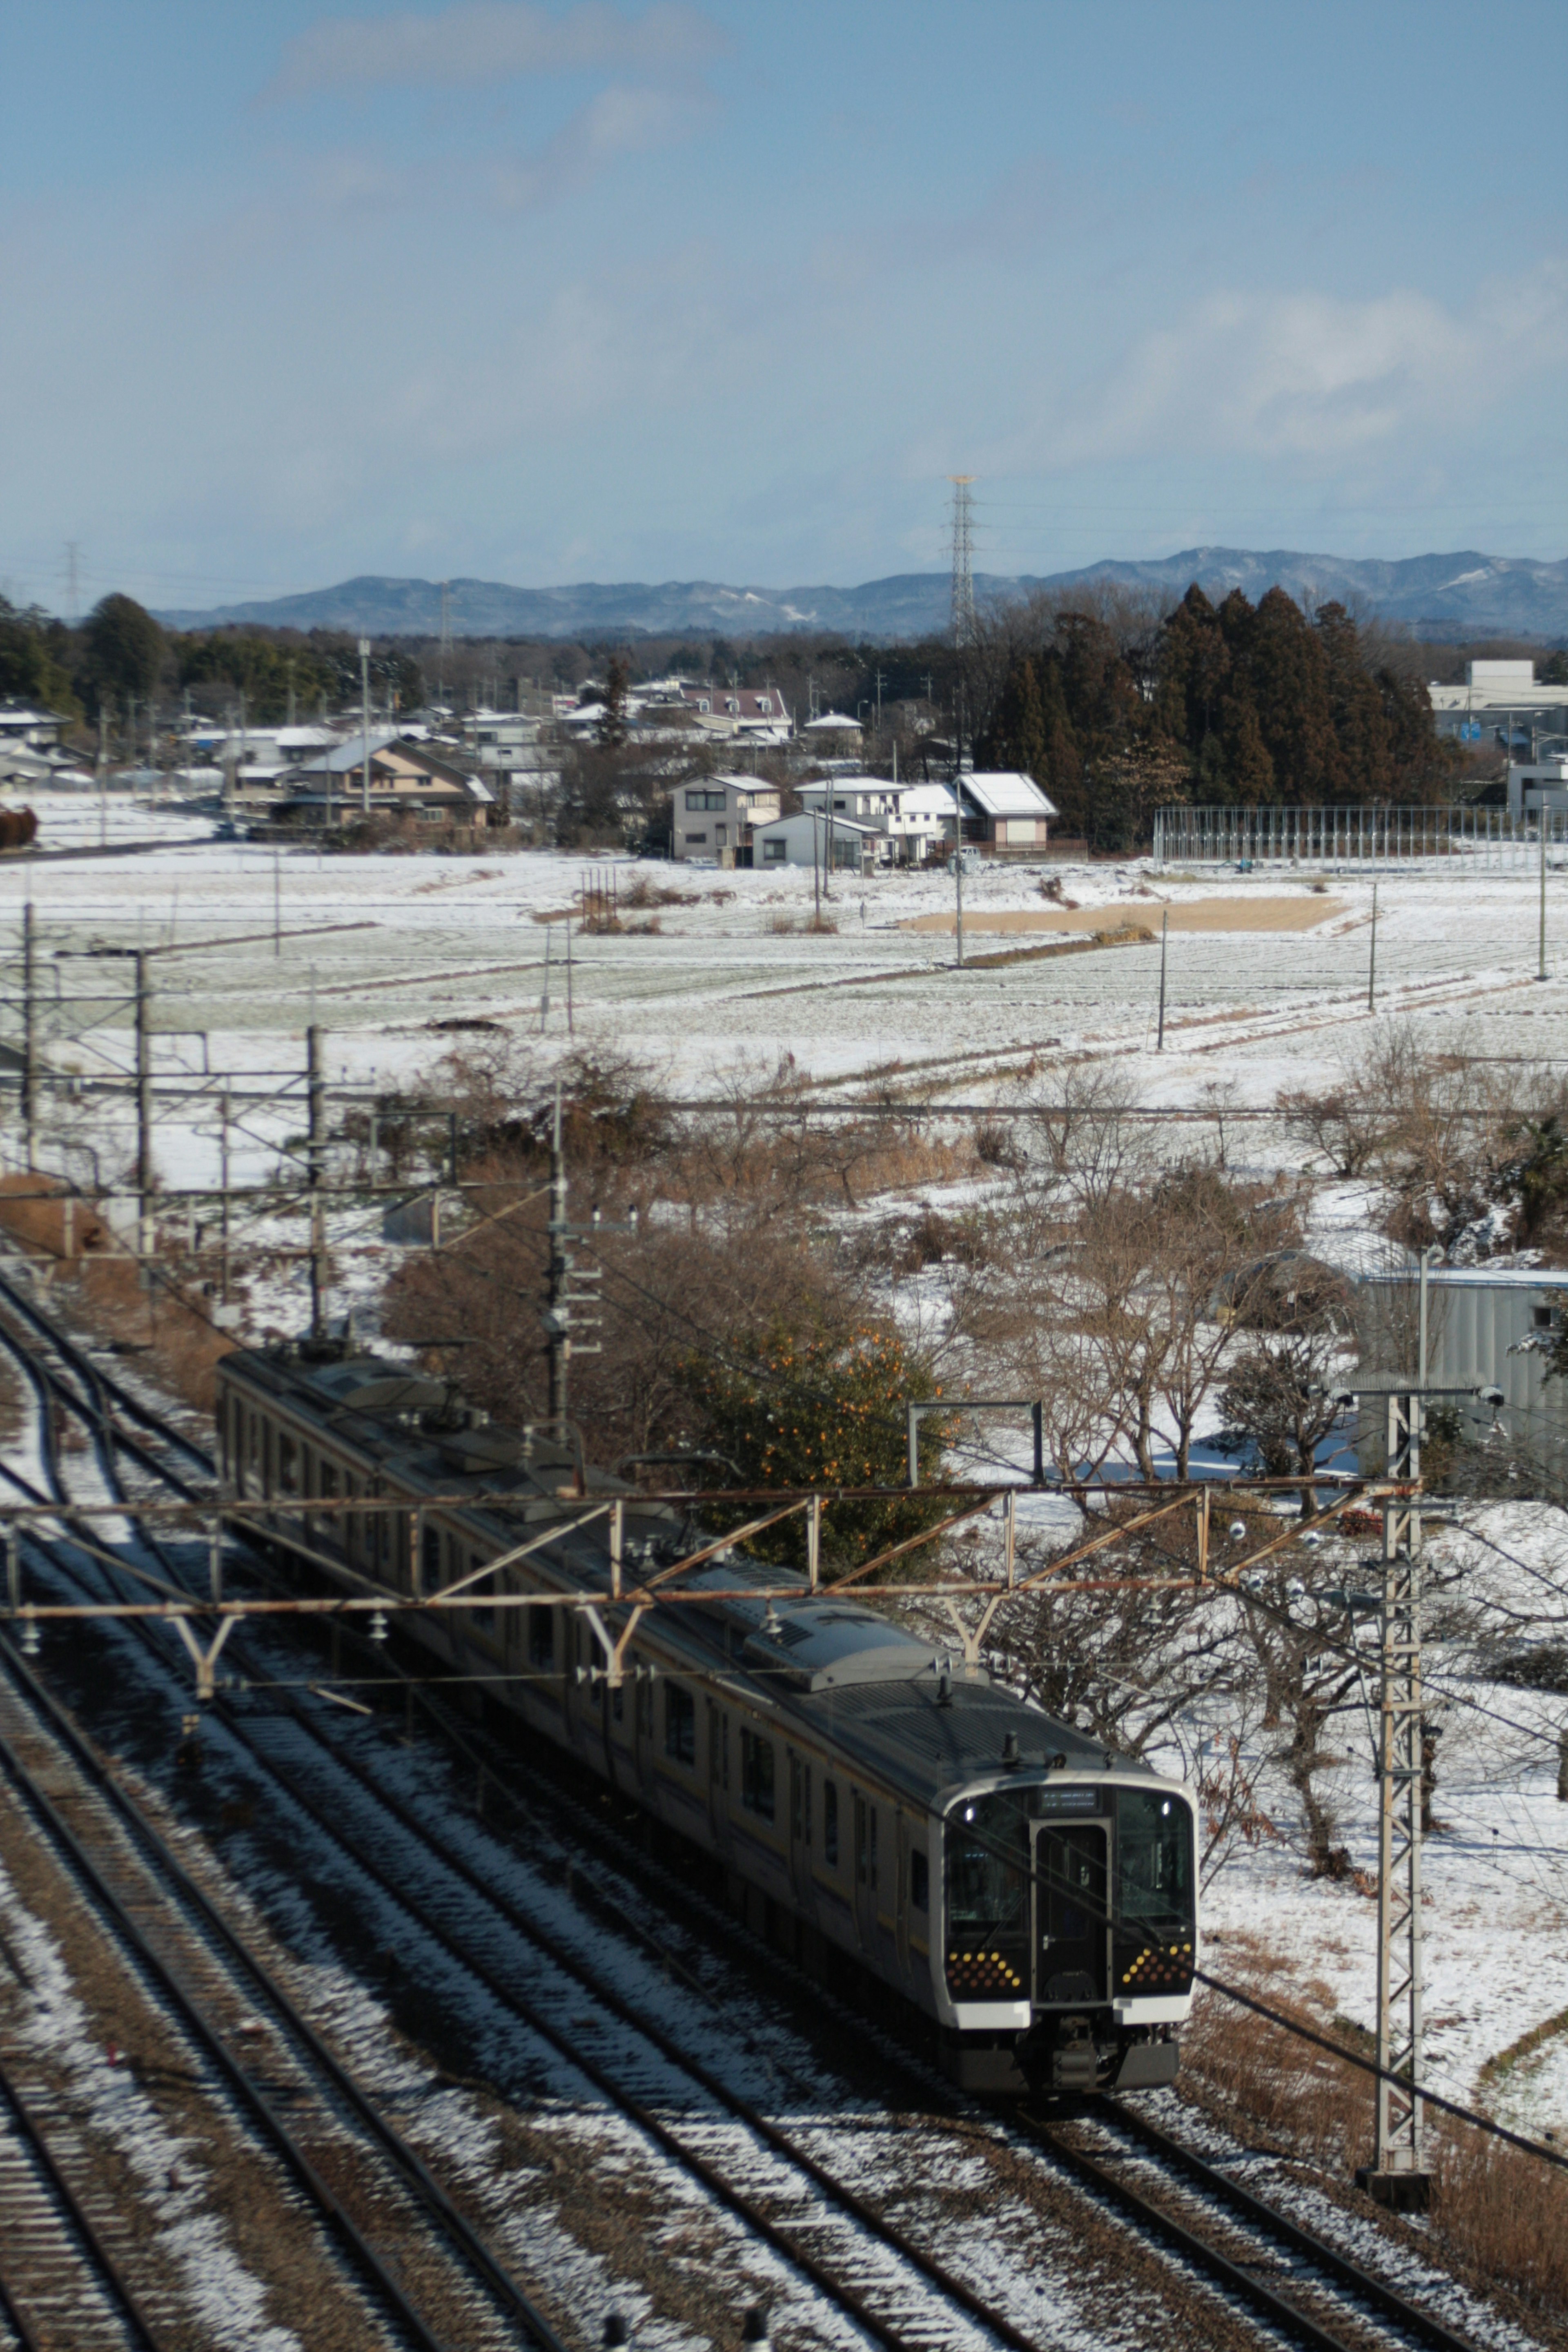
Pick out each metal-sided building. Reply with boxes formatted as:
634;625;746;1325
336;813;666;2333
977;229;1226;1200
1353;1268;1568;1486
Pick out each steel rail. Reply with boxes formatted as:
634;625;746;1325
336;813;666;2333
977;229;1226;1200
0;1366;571;2352
0;2054;167;2352
1094;2098;1480;2352
0;1272;1490;2352
0;1302;1056;2352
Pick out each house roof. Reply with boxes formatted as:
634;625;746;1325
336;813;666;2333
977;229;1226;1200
805;711;862;731
959;770;1058;819
755;810;880;838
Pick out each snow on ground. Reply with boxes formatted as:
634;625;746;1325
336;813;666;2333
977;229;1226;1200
7;794;1568;2147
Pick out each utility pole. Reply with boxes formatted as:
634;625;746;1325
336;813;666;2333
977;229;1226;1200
96;704;108;849
21;904;36;1173
1156;909;1168;1049
359;637;372;820
1368;882;1378;1013
1539;801;1548;982
949;475;976;644
135;950;153;1260
219;1086;232;1308
955;831;965;969
1359;1387;1429;2210
546;1086;569;1433
307;1024;326;1339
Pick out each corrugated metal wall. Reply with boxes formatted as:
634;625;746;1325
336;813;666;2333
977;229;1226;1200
1353;1274;1568;1490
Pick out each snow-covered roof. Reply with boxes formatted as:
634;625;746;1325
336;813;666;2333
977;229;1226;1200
959;770;1058;819
805;711;861;731
755;810;880;837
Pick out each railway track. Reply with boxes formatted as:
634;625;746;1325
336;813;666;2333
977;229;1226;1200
0;1267;1514;2352
0;2045;168;2352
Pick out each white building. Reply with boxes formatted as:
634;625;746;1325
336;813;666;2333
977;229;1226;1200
1428;659;1568;749
672;773;782;862
754;810;878;873
795;777;957;864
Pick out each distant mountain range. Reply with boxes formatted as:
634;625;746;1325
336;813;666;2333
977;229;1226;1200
157;548;1568;643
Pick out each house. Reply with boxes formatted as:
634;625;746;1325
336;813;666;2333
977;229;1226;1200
0;706;65;752
274;735;493;832
803;712;863;755
956;771;1057;851
674;684;791;741
672;773;781;862
795;778;956;864
753;810;878;874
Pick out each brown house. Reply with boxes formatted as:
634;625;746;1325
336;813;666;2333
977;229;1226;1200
276;735;494;832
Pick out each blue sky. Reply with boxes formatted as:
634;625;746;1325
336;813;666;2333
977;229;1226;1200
1;0;1564;612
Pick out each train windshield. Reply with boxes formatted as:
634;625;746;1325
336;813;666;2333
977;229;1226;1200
945;1793;1029;1933
1114;1788;1193;1941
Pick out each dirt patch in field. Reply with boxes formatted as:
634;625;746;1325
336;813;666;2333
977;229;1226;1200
902;895;1345;935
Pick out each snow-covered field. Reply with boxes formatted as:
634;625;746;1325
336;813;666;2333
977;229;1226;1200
9;792;1568;2157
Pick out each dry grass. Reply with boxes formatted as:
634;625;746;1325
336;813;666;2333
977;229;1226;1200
1184;1936;1568;2328
803;911;838;934
903;896;1345;935
767;910;796;934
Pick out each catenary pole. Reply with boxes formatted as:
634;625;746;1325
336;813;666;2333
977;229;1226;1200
307;1024;326;1338
1156;909;1168;1049
1368;881;1378;1012
359;637;372;821
21;902;36;1172
135;949;153;1260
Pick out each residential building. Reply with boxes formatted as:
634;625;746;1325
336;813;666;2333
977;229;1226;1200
275;735;492;831
802;711;862;754
753;810;878;873
672;772;781;862
0;706;65;751
673;684;791;741
956;771;1057;851
795;777;957;864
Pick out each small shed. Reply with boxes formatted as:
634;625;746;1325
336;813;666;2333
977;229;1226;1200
753;811;878;873
1354;1267;1568;1483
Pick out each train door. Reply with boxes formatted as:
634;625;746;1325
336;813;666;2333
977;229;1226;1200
707;1702;730;1848
853;1792;878;1951
787;1753;811;1905
1031;1820;1107;2005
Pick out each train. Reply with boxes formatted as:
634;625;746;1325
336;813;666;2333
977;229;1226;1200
215;1339;1197;2095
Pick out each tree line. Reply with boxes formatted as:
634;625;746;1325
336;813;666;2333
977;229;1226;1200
973;584;1449;849
0;592;423;729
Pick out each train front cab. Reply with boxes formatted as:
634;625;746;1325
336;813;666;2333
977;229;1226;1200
937;1775;1196;2096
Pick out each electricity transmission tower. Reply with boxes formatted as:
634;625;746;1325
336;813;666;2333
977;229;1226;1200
949;476;976;645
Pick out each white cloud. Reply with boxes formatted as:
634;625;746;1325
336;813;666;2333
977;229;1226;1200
490;78;710;207
1041;266;1568;469
269;0;725;100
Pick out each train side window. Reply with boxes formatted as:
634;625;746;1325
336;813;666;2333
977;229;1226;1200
664;1682;695;1765
708;1702;728;1786
740;1728;775;1821
528;1606;554;1672
855;1795;878;1889
422;1523;441;1587
635;1672;653;1737
470;1555;495;1635
278;1434;298;1495
789;1757;811;1844
823;1780;839;1866
910;1847;929;1912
